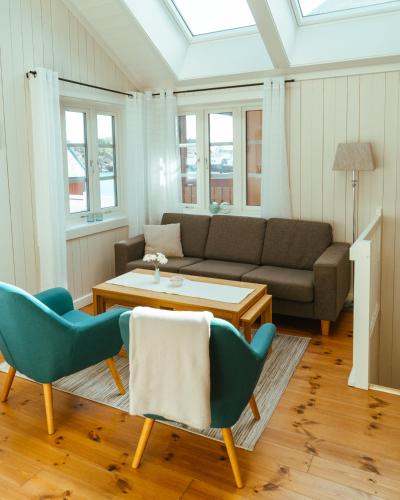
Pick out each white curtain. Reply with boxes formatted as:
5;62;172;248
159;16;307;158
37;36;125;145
260;77;292;219
145;90;181;224
28;68;67;290
125;90;181;235
125;93;147;237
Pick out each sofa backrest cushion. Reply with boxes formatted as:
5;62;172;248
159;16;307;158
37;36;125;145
205;215;266;265
261;218;333;270
161;213;211;258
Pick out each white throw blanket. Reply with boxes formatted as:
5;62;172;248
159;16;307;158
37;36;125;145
129;306;213;429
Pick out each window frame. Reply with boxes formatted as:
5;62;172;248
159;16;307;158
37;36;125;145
290;0;400;26
61;99;123;223
178;102;262;216
241;104;263;212
178;110;205;210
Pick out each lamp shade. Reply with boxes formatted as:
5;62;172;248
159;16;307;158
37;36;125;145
333;143;374;171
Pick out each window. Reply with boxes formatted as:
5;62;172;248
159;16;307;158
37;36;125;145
65;111;89;214
296;0;398;17
178;114;198;204
171;0;255;36
62;103;120;218
177;104;262;213
209;112;233;204
246;110;262;206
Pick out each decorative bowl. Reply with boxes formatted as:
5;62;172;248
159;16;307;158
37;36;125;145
169;275;184;288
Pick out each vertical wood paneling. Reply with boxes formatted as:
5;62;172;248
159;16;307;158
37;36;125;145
0;0;133;295
288;82;301;218
331;77;348;242
286;71;400;388
66;226;128;302
345;75;360;243
0;51;15;284
380;72;399;386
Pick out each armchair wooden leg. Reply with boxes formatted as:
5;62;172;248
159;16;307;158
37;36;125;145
106;358;126;395
321;320;331;336
43;384;55;435
132;418;155;469
222;428;243;488
249;395;260;421
1;366;16;402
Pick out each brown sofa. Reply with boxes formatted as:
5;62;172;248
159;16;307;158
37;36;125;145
115;213;350;335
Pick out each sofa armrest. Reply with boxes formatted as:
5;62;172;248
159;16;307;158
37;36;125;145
114;235;145;276
313;243;351;321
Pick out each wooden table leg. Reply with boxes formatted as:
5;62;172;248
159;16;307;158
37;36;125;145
93;292;106;315
261;299;272;324
244;325;252;343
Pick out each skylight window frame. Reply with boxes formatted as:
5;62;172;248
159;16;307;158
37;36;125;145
290;0;400;26
165;0;257;40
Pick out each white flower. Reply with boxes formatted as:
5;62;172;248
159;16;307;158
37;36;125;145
143;253;157;262
143;252;168;266
156;252;168;265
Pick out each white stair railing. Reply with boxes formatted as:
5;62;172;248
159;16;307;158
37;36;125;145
348;208;382;390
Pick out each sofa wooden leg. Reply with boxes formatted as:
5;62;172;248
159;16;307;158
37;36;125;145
1;366;16;402
321;320;331;336
222;428;243;488
132;418;155;469
43;383;55;435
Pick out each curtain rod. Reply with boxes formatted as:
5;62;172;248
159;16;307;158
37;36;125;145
152;79;295;96
26;71;134;98
26;71;295;98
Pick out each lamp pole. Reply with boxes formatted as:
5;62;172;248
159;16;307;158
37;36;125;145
352;169;358;243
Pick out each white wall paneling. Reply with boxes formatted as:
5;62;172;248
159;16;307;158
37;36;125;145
67;226;128;306
0;0;133;293
0;49;15;284
286;72;400;388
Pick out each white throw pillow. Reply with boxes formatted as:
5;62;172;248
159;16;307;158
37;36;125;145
144;223;184;258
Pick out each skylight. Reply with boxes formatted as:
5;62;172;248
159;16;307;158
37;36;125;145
171;0;255;36
297;0;399;17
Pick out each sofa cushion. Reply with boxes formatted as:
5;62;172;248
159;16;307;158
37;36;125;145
162;213;211;258
127;257;202;273
180;260;258;281
262;218;332;270
242;265;314;303
205;215;266;265
144;223;183;257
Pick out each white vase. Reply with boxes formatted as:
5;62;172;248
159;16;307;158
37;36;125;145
153;267;160;284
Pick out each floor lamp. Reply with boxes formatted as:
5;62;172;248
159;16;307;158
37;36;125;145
333;143;375;243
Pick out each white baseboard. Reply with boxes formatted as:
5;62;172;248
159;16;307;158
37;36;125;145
369;384;400;396
73;293;93;309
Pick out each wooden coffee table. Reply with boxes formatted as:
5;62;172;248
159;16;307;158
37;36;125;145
92;268;268;328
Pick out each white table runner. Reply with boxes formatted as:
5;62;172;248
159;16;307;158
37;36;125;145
106;272;254;304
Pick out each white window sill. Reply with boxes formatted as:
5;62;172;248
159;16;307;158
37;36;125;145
66;214;129;240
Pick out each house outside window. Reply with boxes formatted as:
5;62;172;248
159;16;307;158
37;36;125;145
177;103;262;214
61;101;121;220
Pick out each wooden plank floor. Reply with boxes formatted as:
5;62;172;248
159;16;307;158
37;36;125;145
0;309;399;499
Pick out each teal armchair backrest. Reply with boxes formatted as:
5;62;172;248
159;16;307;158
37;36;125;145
119;312;275;428
0;283;76;382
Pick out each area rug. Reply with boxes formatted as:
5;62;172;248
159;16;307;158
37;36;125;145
0;334;309;451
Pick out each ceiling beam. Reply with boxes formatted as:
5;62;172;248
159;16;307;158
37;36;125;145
247;0;290;70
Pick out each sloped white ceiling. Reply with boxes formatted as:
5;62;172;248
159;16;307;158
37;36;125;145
63;0;400;90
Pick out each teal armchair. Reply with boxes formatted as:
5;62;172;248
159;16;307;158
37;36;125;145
119;311;276;488
0;283;127;435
